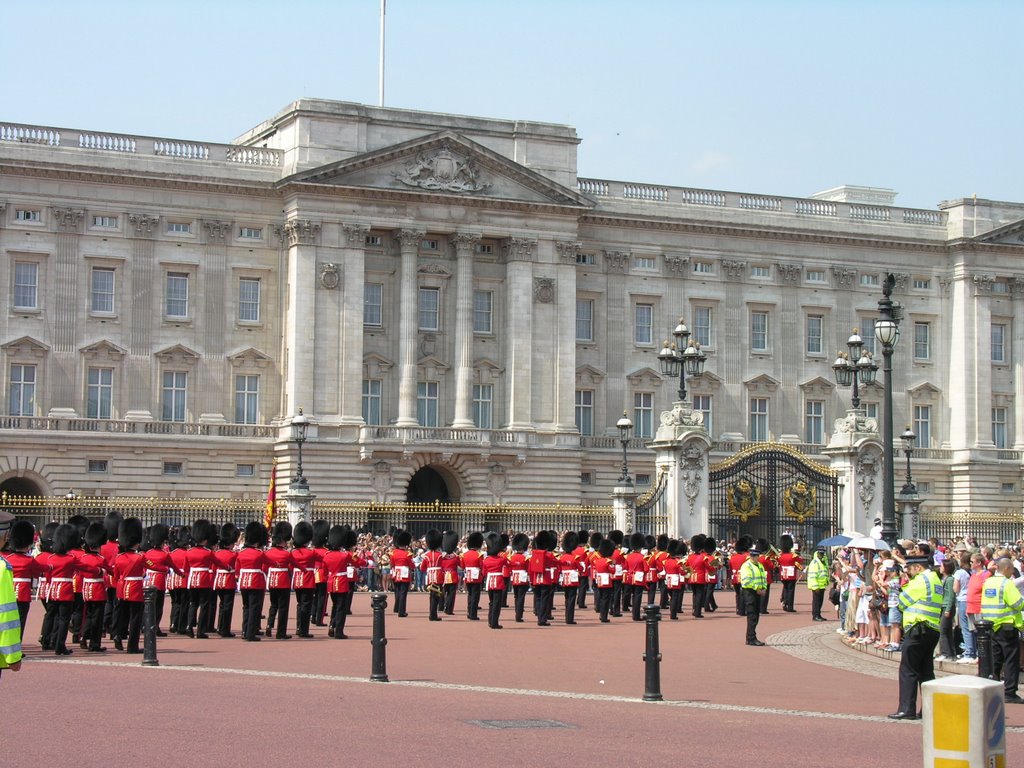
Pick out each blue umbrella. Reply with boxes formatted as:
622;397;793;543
817;532;861;548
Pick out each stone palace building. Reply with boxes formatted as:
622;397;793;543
1;98;1022;529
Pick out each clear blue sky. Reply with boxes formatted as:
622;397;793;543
4;0;1021;209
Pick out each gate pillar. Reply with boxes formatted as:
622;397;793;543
611;483;638;534
649;403;712;539
823;410;883;534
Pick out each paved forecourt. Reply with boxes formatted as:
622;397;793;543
7;589;1024;766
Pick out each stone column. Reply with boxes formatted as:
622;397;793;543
281;221;319;416
970;274;995;447
340;224;369;425
611;483;638;535
285;484;316;527
451;233;480;428
1014;278;1024;449
649;403;712;538
125;213;160;419
823;411;883;533
395;229;424;427
49;208;85;409
555;241;581;431
504;237;536;429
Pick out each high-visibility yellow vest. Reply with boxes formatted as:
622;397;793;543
898;569;942;630
980;574;1024;631
739;558;767;590
0;556;24;668
806;554;829;590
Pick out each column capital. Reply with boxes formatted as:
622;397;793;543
203;219;232;241
342;223;370;247
972;273;995;295
776;263;801;283
502;237;537;262
1013;276;1024;296
282;219;321;246
665;254;690;273
51;207;84;232
891;272;910;292
452;232;482;253
832;266;857;287
395;229;425;250
720;259;746;280
128;212;161;236
555;240;582;264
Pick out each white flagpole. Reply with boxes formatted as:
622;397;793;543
378;0;386;106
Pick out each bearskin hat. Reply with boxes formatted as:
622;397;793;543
341;528;358;550
52;523;78;555
608;529;624;546
67;514;90;540
485;532;503;557
38;522;59;553
466;531;484;550
327;525;347;551
425;529;443;551
779;534;794;554
103;511;123;543
191;519;214;547
218;522;239;549
441;530;459;554
598;539;616;558
118;517;143;551
676;540;689;557
511;532;530;553
173;525;192;549
666;539;681;557
292;521;313;548
577;529;590;546
703;537;717;555
311;519;330;549
630;532;647;552
588;531;604;550
148;523;170;550
9;520;35;550
394;529;412;548
562;531;579;552
84;522;106;552
533;530;555;551
272;521;293;546
690;533;707;552
244;521;267;548
499;533;510;551
656;533;670;551
645;535;657;551
756;538;771;556
735;535;753;554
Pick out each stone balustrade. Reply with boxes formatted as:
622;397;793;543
578;177;945;227
0;121;282;167
0;415;276;438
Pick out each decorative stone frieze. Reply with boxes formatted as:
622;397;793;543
502;237;536;262
396;229;426;249
720;259;746;280
938;275;952;295
52;207;84;231
1013;276;1024;296
665;255;689;273
342;223;370;247
452;232;481;253
393;140;489;194
777;263;801;283
283;219;321;246
832;267;857;287
555;240;582;265
604;250;629;272
680;442;705;515
972;273;995;294
127;213;160;235
203;220;231;241
892;272;910;291
534;277;555;303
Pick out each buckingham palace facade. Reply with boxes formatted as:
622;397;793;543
1;98;1022;517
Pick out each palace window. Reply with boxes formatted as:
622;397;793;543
576;299;594;342
8;364;35;416
239;227;262;240
362;379;382;426
86;367;113;420
914;322;931;360
13;262;38;309
161;371;188;422
416;381;439;427
15;209;40;222
473;290;493;334
165;272;189;318
693;394;712;435
92;215;117;228
750;310;769;352
634;303;654;345
91;267;115;314
364;283;383;327
575;390;594;436
805;399;825;444
238;277;261;323
913;405;931;448
167;222;192;234
806;314;823;355
634;391;654;439
693;306;713;347
418;287;440;331
473;384;493;429
234;374;259;424
749;397;769;442
992;407;1008;449
992;323;1006;363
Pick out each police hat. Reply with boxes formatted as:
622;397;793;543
904;556;930;568
748;546;762;557
0;509;15;534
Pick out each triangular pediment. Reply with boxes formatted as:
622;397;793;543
799;376;835;396
2;335;49;358
363;352;394;379
625;366;663;387
975;217;1024;245
228;347;273;368
575;364;606;386
690;370;724;393
154;344;200;364
908;381;941;400
744;373;781;394
80;339;127;362
281;131;592;208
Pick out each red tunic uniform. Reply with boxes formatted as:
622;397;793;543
482;554;508;591
389;548;413;584
35;551;52;601
6;551;43;602
558;551;582;588
592;555;614;588
322;550;365;594
508;552;529;587
213;547;239;591
290;546;320;590
460;550;483;585
113;551;147;602
419;550;444;586
236;547;268;590
313;546;328;588
75;552;108;602
759;554;775;585
686;552;708;584
185;546;216;589
99;541;119;589
729;552;748;586
440;552;460;586
168;547;189;591
528;549;558;587
611;548;626;583
662;555;683;590
46;553;78;602
573;545;591;579
144;548;180;592
777;552;803;581
264;546;294;590
625;551;648;587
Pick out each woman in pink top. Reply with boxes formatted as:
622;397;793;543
965;553;992;623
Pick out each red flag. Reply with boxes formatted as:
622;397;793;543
264;461;276;530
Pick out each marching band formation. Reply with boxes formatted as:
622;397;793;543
2;512;814;657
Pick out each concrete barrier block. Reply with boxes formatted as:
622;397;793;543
922;674;1005;768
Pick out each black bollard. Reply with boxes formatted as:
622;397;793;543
975;620;995;680
142;587;159;667
642;602;663;701
370;592;389;682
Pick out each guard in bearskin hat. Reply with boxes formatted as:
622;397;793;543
730;535;753;615
420;529;445;621
625;532;649;621
100;511;123;639
587;531;604;612
461;532;485;620
686;533;708;618
390;529;413;617
311;520;331;626
112;517;145;652
508;533;531;622
46;524;80;655
777;534;802;613
558;531;581;624
607;530;625;617
5;520;42;641
185;519;216;638
663;539;686;620
76;523;108;651
574;529;591;609
214;523;240;637
440;530;460;615
168;525;191;635
142;523;178;638
529;530;558;625
66;514;89;645
650;533;670;608
265;521;294;638
324;526;359;639
291;521;320;638
756;537;774;614
237;522;268;641
482;532;508;629
703;537;721;613
593;538;617;622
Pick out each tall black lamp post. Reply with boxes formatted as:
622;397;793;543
616;411;634;486
291;408;309;489
875;274;902;545
831;329;878;409
898;425;922;539
899;426;917;495
657;318;707;403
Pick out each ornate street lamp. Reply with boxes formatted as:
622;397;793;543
658;318;707;403
291;408;309;488
616;411;634;486
831;329;878;409
900;426;917;494
876;274;902;545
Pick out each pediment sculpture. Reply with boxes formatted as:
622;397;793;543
393;141;490;194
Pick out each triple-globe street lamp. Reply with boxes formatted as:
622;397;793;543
657;318;707;403
831;329;878;409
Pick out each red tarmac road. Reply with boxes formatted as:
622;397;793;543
5;589;1023;767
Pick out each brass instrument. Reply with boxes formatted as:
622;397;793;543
426;583;443;598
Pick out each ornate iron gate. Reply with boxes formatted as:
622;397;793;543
708;443;838;549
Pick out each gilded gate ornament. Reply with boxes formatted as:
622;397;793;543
783;480;817;523
727;479;760;522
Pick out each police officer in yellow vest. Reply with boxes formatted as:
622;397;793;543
980;556;1024;704
739;544;768;646
0;510;24;679
807;547;830;622
889;555;942;719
